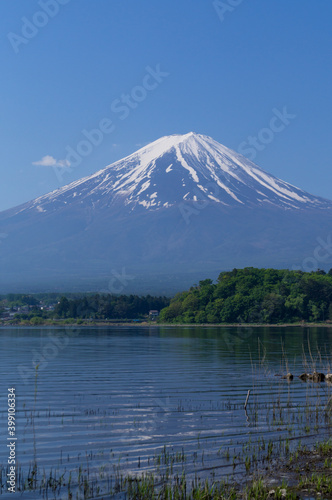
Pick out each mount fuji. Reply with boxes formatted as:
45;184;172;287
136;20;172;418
0;132;331;293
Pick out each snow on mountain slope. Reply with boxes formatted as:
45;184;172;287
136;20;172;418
10;132;332;216
1;132;332;292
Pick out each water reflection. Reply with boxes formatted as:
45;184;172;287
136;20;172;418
0;326;331;497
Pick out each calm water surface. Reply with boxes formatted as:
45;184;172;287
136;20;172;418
1;325;332;498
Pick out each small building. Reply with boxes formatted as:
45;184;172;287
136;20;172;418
149;310;159;320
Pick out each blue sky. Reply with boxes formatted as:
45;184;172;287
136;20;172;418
0;0;331;211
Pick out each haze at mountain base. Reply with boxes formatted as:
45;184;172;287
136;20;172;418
0;133;331;293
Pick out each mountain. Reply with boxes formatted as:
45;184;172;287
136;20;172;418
4;132;331;214
0;132;331;294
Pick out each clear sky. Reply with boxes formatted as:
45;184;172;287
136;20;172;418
0;0;331;211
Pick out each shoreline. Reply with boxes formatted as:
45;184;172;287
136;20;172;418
235;436;332;499
1;321;332;328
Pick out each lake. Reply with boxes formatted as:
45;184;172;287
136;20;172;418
1;325;332;498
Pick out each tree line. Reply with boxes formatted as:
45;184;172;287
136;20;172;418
1;293;169;323
54;294;169;319
158;268;332;324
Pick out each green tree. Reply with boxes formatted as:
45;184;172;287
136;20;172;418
30;316;44;325
284;294;306;320
329;302;332;321
55;297;70;318
158;268;332;325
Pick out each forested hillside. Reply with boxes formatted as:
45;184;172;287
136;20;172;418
159;268;332;324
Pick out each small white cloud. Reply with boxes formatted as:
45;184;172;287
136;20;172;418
33;155;57;167
32;155;70;168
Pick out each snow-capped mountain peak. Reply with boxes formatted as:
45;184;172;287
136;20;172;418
16;132;332;215
1;133;332;293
